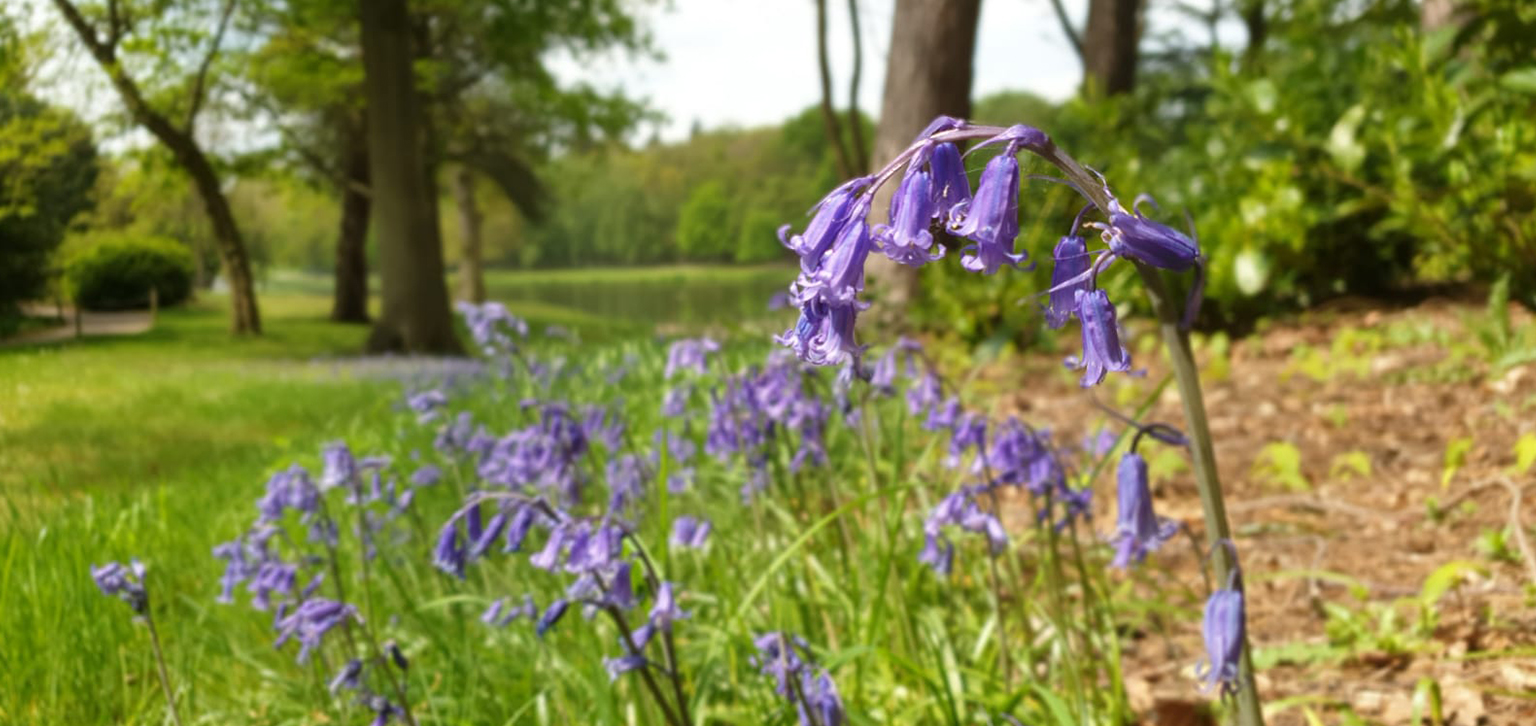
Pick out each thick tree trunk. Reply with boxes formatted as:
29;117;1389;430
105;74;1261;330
1083;0;1141;96
453;166;486;304
331;122;371;323
358;0;462;354
865;0;982;319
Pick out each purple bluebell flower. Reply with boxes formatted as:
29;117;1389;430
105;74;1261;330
950;152;1024;275
256;465;320;522
329;658;364;693
647;582;687;633
1083;429;1117;457
604;654;648;681
777;297;863;368
661;385;690;417
535;599;570;637
778;176;874;271
752;632;846;726
1101;194;1200;272
432;519;467;578
1074;289;1131;387
1110;452;1178;568
927;142;971;220
1046;235;1091;329
664;337;721;378
581;405;626;451
410;465;441;487
907;371;942;416
605;454;647;515
795;199;874;307
923;396;961;431
922;486;1009;570
91;559;148;615
1199;571;1246;696
248;561;297;611
670;516;712;549
456;300;528;355
918;534;955;575
320;441;357;491
406;389;449;423
873;169;943;267
273;598;358;663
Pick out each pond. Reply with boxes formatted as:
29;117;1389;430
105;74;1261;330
482;265;793;332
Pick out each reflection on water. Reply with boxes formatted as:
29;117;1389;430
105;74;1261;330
488;270;791;329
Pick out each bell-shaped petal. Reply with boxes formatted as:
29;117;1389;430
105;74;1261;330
779;177;873;271
927;142;971;220
1045;235;1090;329
951;153;1024;275
1198;581;1246;695
874;170;942;267
1074;289;1131;387
1104;197;1200;271
1110;452;1177;568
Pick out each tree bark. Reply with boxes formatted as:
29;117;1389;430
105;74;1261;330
1240;0;1267;69
816;0;856;178
453;166;486;304
50;0;261;334
359;0;462;354
865;0;982;319
1082;0;1141;96
331;118;371;323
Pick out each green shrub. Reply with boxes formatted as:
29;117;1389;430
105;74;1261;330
64;233;194;310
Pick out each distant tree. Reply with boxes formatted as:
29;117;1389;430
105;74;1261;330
676;181;734;261
865;0;982;318
357;0;460;353
0;92;98;320
48;0;264;333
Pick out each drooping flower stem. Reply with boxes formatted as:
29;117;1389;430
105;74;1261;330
143;609;185;726
1032;140;1264;726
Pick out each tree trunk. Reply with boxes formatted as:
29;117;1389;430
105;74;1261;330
1083;0;1141;96
453;166;486;304
49;0;261;334
865;0;982;320
331;120;371;324
358;0;462;354
175;135;263;334
1239;0;1267;68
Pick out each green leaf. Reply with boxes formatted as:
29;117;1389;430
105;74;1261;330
1420;560;1486;605
1513;434;1536;475
1500;68;1536;95
1327;105;1368;172
1442;437;1474;489
1253;441;1310;491
1329;451;1372;481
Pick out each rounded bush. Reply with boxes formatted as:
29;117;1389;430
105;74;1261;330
64;233;194;310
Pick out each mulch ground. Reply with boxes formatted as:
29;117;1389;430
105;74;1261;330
985;295;1536;725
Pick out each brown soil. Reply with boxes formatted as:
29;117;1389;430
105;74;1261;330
988;296;1536;725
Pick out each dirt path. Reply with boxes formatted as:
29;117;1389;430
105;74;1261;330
0;303;154;348
985;296;1536;725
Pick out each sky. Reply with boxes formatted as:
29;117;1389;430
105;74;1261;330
547;0;1093;143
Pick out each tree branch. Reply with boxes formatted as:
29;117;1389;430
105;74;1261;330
845;0;868;171
1048;0;1084;60
815;0;855;178
185;0;239;133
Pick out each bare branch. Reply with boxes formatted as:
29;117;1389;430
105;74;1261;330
185;0;239;133
815;0;855;178
845;0;868;171
1048;0;1084;61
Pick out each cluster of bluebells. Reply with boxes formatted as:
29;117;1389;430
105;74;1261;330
751;632;846;726
775;116;1203;388
91;559;149;615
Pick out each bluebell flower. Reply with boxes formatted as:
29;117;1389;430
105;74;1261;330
927;142;971;220
1074;289;1131;387
432;519;467;578
406;389;449;423
91;559;148;615
917;534;955;575
795;199;874;307
950;152;1024;275
320;441;357;491
751;632;846;726
778;176;874;271
664;337;720;378
873;169;943;267
670;516;712;549
1100;194;1200;272
1199;571;1246;696
604;654;648;682
1046;235;1091;329
329;658;364;693
409;464;441;487
455;300;528;355
777;297;864;368
273;598;358;663
647;582;687;632
906;371;942;417
1110;452;1177;568
535;599;570;638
